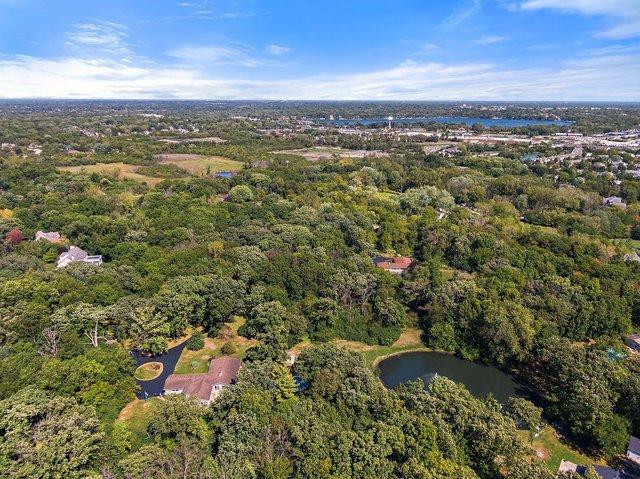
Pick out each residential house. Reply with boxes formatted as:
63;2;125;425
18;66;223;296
373;256;413;275
625;334;640;353
623;251;640;262
34;230;62;243
603;196;627;208
557;460;620;479
164;356;241;405
628;436;640;464
57;245;103;268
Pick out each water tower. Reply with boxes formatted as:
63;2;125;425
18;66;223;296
387;116;394;129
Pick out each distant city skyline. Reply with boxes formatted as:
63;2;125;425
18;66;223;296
0;0;639;100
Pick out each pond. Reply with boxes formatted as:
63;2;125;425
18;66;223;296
378;351;528;404
320;116;572;128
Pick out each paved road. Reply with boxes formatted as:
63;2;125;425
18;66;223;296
132;340;189;399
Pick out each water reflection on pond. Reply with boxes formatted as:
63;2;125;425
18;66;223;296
378;351;528;404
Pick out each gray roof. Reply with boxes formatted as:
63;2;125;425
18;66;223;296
65;246;88;261
629;436;640;455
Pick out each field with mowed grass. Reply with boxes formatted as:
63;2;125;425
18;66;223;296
59;162;165;186
153;154;243;175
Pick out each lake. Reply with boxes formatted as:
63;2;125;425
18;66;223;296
321;116;572;127
378;351;527;404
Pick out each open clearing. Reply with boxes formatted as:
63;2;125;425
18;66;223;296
153;154;242;175
519;426;595;472
59;162;164;186
158;137;227;144
273;146;390;161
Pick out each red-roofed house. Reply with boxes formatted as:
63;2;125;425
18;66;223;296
374;256;413;275
163;356;241;405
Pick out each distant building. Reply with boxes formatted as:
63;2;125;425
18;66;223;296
35;230;62;243
603;196;626;208
625;334;640;352
557;460;620;479
624;251;640;263
164;356;241;406
628;436;640;464
57;245;103;268
373;256;413;274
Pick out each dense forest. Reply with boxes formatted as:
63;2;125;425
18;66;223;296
0;101;639;479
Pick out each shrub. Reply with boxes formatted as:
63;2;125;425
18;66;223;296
186;332;205;351
221;342;237;355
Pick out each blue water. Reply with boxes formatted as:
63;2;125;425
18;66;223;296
322;116;572;127
215;171;236;178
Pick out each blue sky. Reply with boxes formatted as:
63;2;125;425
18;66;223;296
0;0;639;100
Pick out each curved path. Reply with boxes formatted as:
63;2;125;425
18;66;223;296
131;340;189;399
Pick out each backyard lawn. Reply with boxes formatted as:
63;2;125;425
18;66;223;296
520;425;596;472
173;317;256;374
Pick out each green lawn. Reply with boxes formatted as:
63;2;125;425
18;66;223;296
173;317;256;374
133;362;163;380
520;426;595;472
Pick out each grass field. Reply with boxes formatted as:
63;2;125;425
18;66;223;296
153;154;242;175
59;162;164;186
133;362;163;381
520;426;595;472
273;147;390;161
174;317;256;374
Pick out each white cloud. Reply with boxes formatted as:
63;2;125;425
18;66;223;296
0;51;638;100
168;45;261;67
66;22;130;55
475;35;509;44
440;0;482;30
265;44;290;55
516;0;640;38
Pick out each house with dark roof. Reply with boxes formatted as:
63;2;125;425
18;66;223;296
628;436;640;464
373;256;413;275
35;230;62;243
625;334;640;353
163;356;241;405
557;460;620;479
57;245;103;268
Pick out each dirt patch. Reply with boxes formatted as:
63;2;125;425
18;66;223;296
158;137;226;144
392;328;423;347
118;399;149;421
534;445;551;460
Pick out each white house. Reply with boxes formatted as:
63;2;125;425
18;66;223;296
57;246;103;268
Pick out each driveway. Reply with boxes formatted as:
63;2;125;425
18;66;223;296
132;340;189;399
